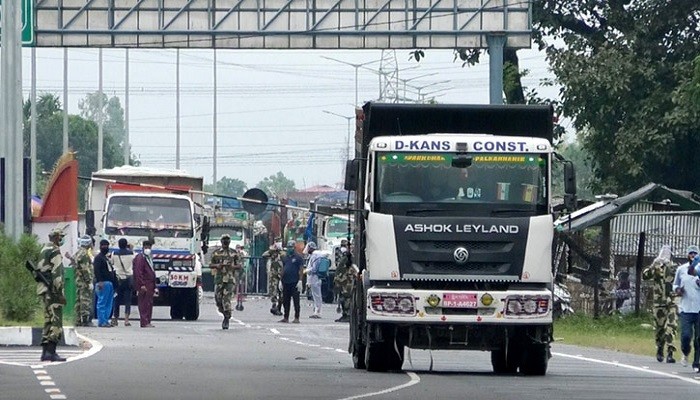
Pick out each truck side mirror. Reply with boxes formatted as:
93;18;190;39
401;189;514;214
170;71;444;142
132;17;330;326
85;210;96;236
344;160;359;191
564;162;576;195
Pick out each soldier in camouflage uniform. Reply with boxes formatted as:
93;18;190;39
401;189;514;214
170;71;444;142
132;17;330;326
38;228;68;362
211;234;241;329
263;237;284;316
333;240;354;323
67;235;95;327
642;245;678;363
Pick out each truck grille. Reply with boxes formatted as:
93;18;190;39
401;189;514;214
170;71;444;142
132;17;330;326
423;241;512;252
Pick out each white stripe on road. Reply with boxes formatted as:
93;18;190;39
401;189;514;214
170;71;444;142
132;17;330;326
553;352;700;386
270;329;280;335
336;372;421;400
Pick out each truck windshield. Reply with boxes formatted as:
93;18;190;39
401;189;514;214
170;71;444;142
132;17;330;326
105;196;193;237
374;152;548;216
209;227;244;241
326;217;351;238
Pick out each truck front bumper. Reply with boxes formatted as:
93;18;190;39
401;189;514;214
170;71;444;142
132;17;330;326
366;287;552;325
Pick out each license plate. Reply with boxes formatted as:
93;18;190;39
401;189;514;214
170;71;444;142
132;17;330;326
169;273;191;287
443;293;477;308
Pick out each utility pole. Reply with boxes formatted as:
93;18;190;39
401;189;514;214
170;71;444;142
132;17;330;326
1;0;24;239
124;48;130;166
322;110;354;162
31;48;37;195
63;48;69;152
213;49;218;192
97;48;104;170
176;49;181;169
321;56;381;107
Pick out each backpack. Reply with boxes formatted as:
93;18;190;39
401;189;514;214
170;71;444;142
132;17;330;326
317;256;331;280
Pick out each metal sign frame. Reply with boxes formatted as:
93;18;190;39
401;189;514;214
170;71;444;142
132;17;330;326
34;0;532;49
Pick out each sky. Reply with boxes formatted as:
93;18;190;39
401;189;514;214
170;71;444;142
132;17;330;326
19;46;560;190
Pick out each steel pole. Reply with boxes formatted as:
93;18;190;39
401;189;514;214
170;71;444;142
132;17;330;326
31;48;37;195
176;49;181;169
124;48;130;165
487;34;506;105
213;49;218;192
63;48;69;152
1;0;24;239
97;48;104;170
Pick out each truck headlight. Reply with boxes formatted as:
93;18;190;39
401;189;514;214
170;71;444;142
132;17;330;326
370;293;415;316
504;295;550;316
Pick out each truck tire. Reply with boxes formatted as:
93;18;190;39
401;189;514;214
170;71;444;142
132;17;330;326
364;325;404;372
170;290;184;320
183;288;200;321
519;343;549;376
364;341;389;372
491;337;521;374
350;280;366;370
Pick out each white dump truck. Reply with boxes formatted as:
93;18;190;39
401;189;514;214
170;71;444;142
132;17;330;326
344;102;576;374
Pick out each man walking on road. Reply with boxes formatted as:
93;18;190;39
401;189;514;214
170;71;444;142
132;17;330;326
279;241;304;323
211;234;241;329
37;228;68;362
643;245;679;363
263;238;284;316
134;241;157;328
304;242;323;319
112;238;135;327
673;254;700;372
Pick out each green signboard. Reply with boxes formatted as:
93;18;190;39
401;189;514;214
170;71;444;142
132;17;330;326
0;0;34;46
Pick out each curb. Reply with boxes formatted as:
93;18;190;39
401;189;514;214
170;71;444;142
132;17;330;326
0;326;79;346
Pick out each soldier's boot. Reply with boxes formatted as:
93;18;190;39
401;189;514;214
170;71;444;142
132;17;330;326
656;346;664;362
666;349;676;364
270;306;278;315
273;306;283;316
335;314;350;323
222;312;231;330
43;343;66;362
40;344;50;361
82;317;95;327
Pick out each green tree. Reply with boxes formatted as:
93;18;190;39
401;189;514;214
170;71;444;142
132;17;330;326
256;172;296;198
78;92;126;146
534;1;700;194
22;93;132;206
204;176;248;197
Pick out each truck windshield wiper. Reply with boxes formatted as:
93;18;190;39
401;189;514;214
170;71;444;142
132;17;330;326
406;208;448;215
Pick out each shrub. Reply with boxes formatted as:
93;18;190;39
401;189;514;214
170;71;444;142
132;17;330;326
0;233;42;321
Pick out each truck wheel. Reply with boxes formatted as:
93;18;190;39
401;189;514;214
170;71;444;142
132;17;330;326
350;281;366;370
519;343;549;376
170;291;184;320
491;339;520;374
365;341;389;372
183;288;200;321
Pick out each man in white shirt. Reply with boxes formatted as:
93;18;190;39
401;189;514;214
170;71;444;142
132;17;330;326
673;253;700;372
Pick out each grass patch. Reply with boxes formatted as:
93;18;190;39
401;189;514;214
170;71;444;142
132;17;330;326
553;312;680;356
0;305;44;327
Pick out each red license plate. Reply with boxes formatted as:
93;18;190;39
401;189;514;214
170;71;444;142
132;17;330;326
442;293;477;308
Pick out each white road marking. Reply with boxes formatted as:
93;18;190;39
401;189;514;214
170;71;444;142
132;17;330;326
270;329;280;335
553;352;700;386
336;372;421;400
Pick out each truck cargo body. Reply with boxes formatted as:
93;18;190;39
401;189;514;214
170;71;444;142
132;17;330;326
348;103;556;375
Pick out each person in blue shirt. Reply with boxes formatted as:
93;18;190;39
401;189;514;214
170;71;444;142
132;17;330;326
279;241;304;323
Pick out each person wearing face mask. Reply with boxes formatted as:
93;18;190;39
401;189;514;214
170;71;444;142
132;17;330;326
279;240;305;323
263;237;284;316
93;239;116;328
133;241;157;328
36;228;68;362
210;234;242;329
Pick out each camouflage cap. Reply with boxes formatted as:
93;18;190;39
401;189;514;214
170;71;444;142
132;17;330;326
78;235;92;247
687;245;700;255
48;228;66;238
221;234;231;240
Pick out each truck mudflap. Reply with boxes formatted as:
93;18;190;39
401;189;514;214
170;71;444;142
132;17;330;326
365;287;552;324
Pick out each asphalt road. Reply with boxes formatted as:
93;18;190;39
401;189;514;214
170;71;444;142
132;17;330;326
2;294;700;400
